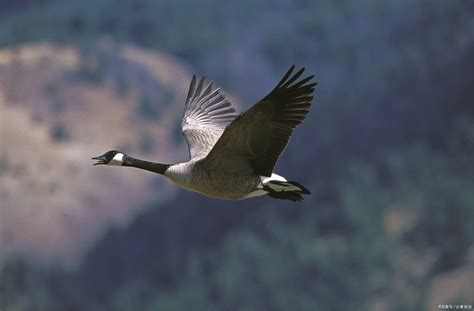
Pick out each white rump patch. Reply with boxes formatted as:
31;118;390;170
260;173;287;184
261;173;301;192
108;153;124;166
243;174;297;199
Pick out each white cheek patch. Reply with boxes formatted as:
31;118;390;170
108;153;124;166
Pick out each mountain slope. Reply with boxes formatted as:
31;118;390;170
0;42;210;267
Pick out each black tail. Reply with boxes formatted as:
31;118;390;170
263;180;311;202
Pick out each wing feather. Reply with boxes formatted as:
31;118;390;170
182;76;237;159
200;66;316;176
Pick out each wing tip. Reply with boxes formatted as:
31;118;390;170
186;75;198;102
276;65;315;90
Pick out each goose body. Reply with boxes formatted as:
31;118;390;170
166;161;261;200
93;66;316;201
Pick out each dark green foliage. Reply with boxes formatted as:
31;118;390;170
3;128;472;310
400;123;474;273
0;260;58;311
1;1;474;310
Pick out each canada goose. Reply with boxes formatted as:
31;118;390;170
93;65;316;201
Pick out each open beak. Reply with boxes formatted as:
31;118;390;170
92;155;107;166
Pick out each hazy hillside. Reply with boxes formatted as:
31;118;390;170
0;42;212;267
1;1;474;310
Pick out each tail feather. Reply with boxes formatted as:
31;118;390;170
263;180;311;202
266;189;304;202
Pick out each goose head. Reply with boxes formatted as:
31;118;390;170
92;150;126;166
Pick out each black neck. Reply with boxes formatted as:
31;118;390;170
123;156;171;175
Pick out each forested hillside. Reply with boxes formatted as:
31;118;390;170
1;1;473;310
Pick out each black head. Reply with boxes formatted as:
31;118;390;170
92;150;125;166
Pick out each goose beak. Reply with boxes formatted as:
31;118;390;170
92;155;107;166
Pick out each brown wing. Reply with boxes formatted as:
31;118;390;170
200;66;316;176
181;75;237;160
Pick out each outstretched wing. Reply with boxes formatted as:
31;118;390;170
200;66;316;176
181;75;238;160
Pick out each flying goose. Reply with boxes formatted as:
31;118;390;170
92;66;316;201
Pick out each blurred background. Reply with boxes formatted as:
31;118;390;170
1;0;473;310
